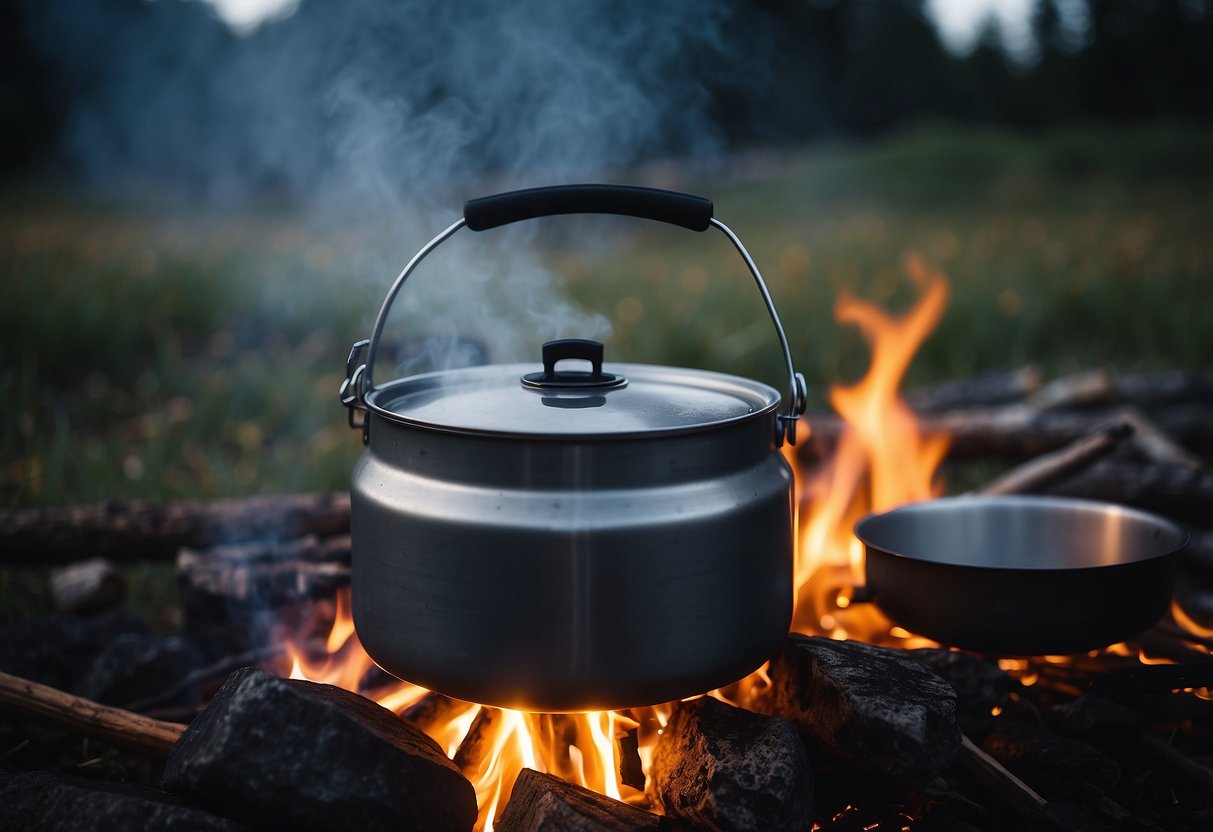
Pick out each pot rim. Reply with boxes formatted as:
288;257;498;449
364;360;783;441
854;494;1190;574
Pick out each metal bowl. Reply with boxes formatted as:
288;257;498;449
854;495;1189;655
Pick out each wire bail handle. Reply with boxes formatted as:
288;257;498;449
341;184;807;445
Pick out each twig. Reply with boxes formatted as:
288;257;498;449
1140;731;1213;794
122;643;301;714
0;670;186;757
978;422;1133;496
956;734;1048;819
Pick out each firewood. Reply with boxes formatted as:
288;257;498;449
1043;458;1213;525
0;771;247;832
1139;731;1213;794
802;403;1213;461
1113;369;1213;408
977;422;1133;496
1029;369;1117;410
648;696;814;832
0;491;350;566
765;635;961;784
161;667;476;832
904;366;1043;411
1090;660;1213;699
49;557;126;615
955;734;1048;820
0;669;186;756
496;768;662;832
980;721;1120;799
616;726;645;791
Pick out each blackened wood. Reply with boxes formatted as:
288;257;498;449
162;667;476;832
766;635;961;784
0;492;350;565
1043;458;1213;526
123;643;296;715
0;669;187;756
977;423;1133;496
955;734;1048;820
0;771;247;832
496;768;662;832
1114;369;1213;408
1047;696;1137;750
1090;661;1213;699
981;722;1119;799
904;366;1043;411
75;632;204;709
49;557;126;615
648;697;813;832
453;705;500;776
801;404;1213;461
401;691;468;736
616;727;645;791
1139;732;1213;794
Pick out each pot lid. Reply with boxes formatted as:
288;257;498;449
366;339;780;438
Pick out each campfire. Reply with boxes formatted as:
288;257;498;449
2;257;1212;831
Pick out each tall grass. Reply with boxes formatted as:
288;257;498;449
2;123;1209;507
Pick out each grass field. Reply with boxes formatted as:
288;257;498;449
2;121;1210;509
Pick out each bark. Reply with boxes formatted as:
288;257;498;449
0;492;350;565
648;696;813;832
765;635;961;785
0;669;187;756
496;768;662;832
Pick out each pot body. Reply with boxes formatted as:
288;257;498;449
351;369;794;711
857;495;1187;655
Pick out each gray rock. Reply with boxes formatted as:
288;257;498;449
648;696;813;832
0;770;246;832
162;667;476;832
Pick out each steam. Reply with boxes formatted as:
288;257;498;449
21;0;747;367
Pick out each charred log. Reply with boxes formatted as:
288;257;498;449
802;403;1213;461
0;492;350;566
766;635;961;784
162;667;476;832
496;768;662;832
648;696;813;832
1041;458;1213;526
905;366;1044;411
980;721;1120;800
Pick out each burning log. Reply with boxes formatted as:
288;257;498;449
648;696;814;832
495;768;662;832
176;535;350;657
0;771;245;832
162;667;477;832
765;635;961;784
0;669;187;756
0;491;350;566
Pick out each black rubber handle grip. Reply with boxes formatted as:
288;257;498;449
464;184;713;232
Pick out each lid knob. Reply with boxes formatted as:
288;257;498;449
521;339;627;390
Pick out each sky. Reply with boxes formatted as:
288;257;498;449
204;0;1041;55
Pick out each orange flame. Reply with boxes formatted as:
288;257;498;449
282;258;959;827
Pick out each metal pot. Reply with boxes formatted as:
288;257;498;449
340;184;807;711
854;495;1189;655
